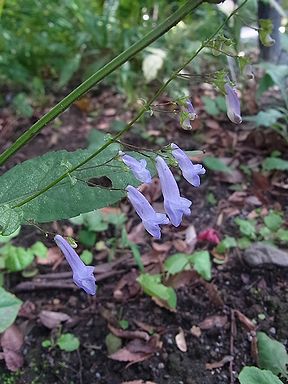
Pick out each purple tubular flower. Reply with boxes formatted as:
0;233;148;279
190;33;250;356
156;156;192;227
126;185;169;239
185;99;197;120
179;99;197;131
54;235;96;295
224;83;242;124
171;143;206;187
120;152;152;184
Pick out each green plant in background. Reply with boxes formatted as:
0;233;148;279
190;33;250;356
137;250;212;309
42;332;80;352
239;332;288;384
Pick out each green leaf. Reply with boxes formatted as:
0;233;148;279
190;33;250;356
79;230;96;247
262;157;288;171
259;19;275;47
188;251;211;280
164;253;189;275
137;273;177;309
5;246;35;272
12;93;33;118
0;228;20;244
215;236;237;254
0;206;23;236
276;228;288;243
0;287;22;333
203;156;232;173
118;319;129;330
202;96;219;116
30;241;48;258
71;210;108;232
235;218;256;239
57;333;80;352
42;340;52;348
239;366;283;384
80;250;93;265
0;137;140;224
237;237;252;249
105;333;122;355
257;332;288;378
244;109;284;127
263;212;283;232
58;53;81;88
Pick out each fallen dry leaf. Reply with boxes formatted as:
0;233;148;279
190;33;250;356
234;310;256;331
113;270;140;301
18;300;36;319
127;223;146;244
121;381;157;384
37;247;62;266
108;324;150;341
39;310;72;329
199;315;228;330
175;328;187;352
206;355;233;370
167;270;198;289
0;325;24;372
190;325;202;338
151;296;176;313
109;336;162;367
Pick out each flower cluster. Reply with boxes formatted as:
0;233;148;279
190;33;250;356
177;86;242;130
124;143;206;239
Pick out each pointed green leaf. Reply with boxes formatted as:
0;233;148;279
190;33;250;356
0;287;22;332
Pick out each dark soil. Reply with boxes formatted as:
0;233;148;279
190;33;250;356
0;87;287;384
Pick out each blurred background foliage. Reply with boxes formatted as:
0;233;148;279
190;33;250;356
0;0;260;107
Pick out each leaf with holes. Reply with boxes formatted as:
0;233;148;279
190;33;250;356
0;136;145;224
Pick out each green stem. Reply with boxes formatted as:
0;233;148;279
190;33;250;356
0;0;203;167
13;0;248;211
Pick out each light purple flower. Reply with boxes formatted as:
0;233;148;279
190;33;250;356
54;235;96;295
224;83;242;124
120;152;152;183
179;99;197;130
126;185;169;239
171;143;206;187
156;156;192;227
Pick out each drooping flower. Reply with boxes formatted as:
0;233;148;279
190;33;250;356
54;235;96;295
171;143;206;187
156;156;192;227
126;185;169;239
120;151;152;184
224;83;242;124
179;99;197;130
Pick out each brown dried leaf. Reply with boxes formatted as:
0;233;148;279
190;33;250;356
2;349;24;372
175;328;187;352
151;241;172;253
127;223;146;244
109;348;148;363
108;324;150;341
151;296;176;313
18;300;36;319
39;310;72;329
199;315;228;330
37;247;62;266
190;325;202;338
132;320;156;334
234;310;256;331
1;325;24;352
121;381;157;384
0;325;24;372
206;355;233;370
202;282;224;307
113;270;140;301
167;270;198;289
